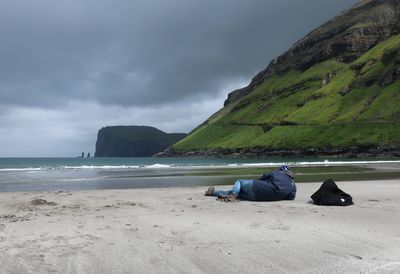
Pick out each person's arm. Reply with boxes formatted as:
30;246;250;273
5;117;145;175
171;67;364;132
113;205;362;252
258;172;271;181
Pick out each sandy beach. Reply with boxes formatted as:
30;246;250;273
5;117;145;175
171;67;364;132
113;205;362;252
1;180;400;274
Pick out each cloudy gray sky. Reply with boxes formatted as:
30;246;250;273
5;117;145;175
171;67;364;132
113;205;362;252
0;0;357;157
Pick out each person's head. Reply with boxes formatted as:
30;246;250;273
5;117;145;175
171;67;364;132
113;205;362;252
279;165;290;171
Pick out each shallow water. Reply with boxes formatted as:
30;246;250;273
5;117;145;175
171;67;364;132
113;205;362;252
0;157;399;192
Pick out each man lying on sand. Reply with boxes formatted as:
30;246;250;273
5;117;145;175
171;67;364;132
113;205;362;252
205;165;297;202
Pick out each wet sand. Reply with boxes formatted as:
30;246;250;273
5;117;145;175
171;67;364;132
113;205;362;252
0;180;400;273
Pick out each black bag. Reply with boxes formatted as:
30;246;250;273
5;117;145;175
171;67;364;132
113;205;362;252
311;179;353;206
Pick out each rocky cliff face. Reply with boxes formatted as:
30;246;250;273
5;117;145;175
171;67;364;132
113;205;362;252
168;0;400;158
225;0;400;106
95;126;187;157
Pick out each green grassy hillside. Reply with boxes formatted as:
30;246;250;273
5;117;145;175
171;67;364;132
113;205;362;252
172;35;400;155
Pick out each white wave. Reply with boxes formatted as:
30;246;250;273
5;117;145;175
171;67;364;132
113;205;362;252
0;160;399;172
220;160;400;168
293;160;400;166
0;167;43;172
144;164;172;169
234;163;286;167
0;165;141;171
61;165;140;170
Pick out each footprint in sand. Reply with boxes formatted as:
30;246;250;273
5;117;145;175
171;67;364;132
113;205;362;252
31;199;57;206
125;224;138;231
157;241;174;252
267;224;290;231
249;222;261;228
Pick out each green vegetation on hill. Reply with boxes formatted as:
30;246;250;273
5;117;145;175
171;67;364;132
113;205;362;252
172;34;400;155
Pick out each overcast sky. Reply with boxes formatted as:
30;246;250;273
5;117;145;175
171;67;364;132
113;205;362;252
0;0;358;157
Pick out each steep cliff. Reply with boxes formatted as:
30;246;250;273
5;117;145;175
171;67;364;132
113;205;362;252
225;0;400;106
167;0;400;157
95;126;187;157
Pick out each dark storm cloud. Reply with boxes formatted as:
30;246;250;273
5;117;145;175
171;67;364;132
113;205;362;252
0;0;358;108
0;0;360;156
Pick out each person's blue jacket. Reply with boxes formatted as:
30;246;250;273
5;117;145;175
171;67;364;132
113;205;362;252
251;170;297;201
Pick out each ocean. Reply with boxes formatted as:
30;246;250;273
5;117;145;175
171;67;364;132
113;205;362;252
1;157;399;192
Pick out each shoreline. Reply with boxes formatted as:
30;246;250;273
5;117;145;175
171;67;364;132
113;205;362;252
1;162;400;193
1;179;400;273
156;147;400;158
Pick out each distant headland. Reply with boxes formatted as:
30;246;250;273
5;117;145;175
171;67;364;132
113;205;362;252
94;126;187;157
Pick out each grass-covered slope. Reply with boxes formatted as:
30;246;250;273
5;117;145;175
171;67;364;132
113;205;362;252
171;35;400;156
